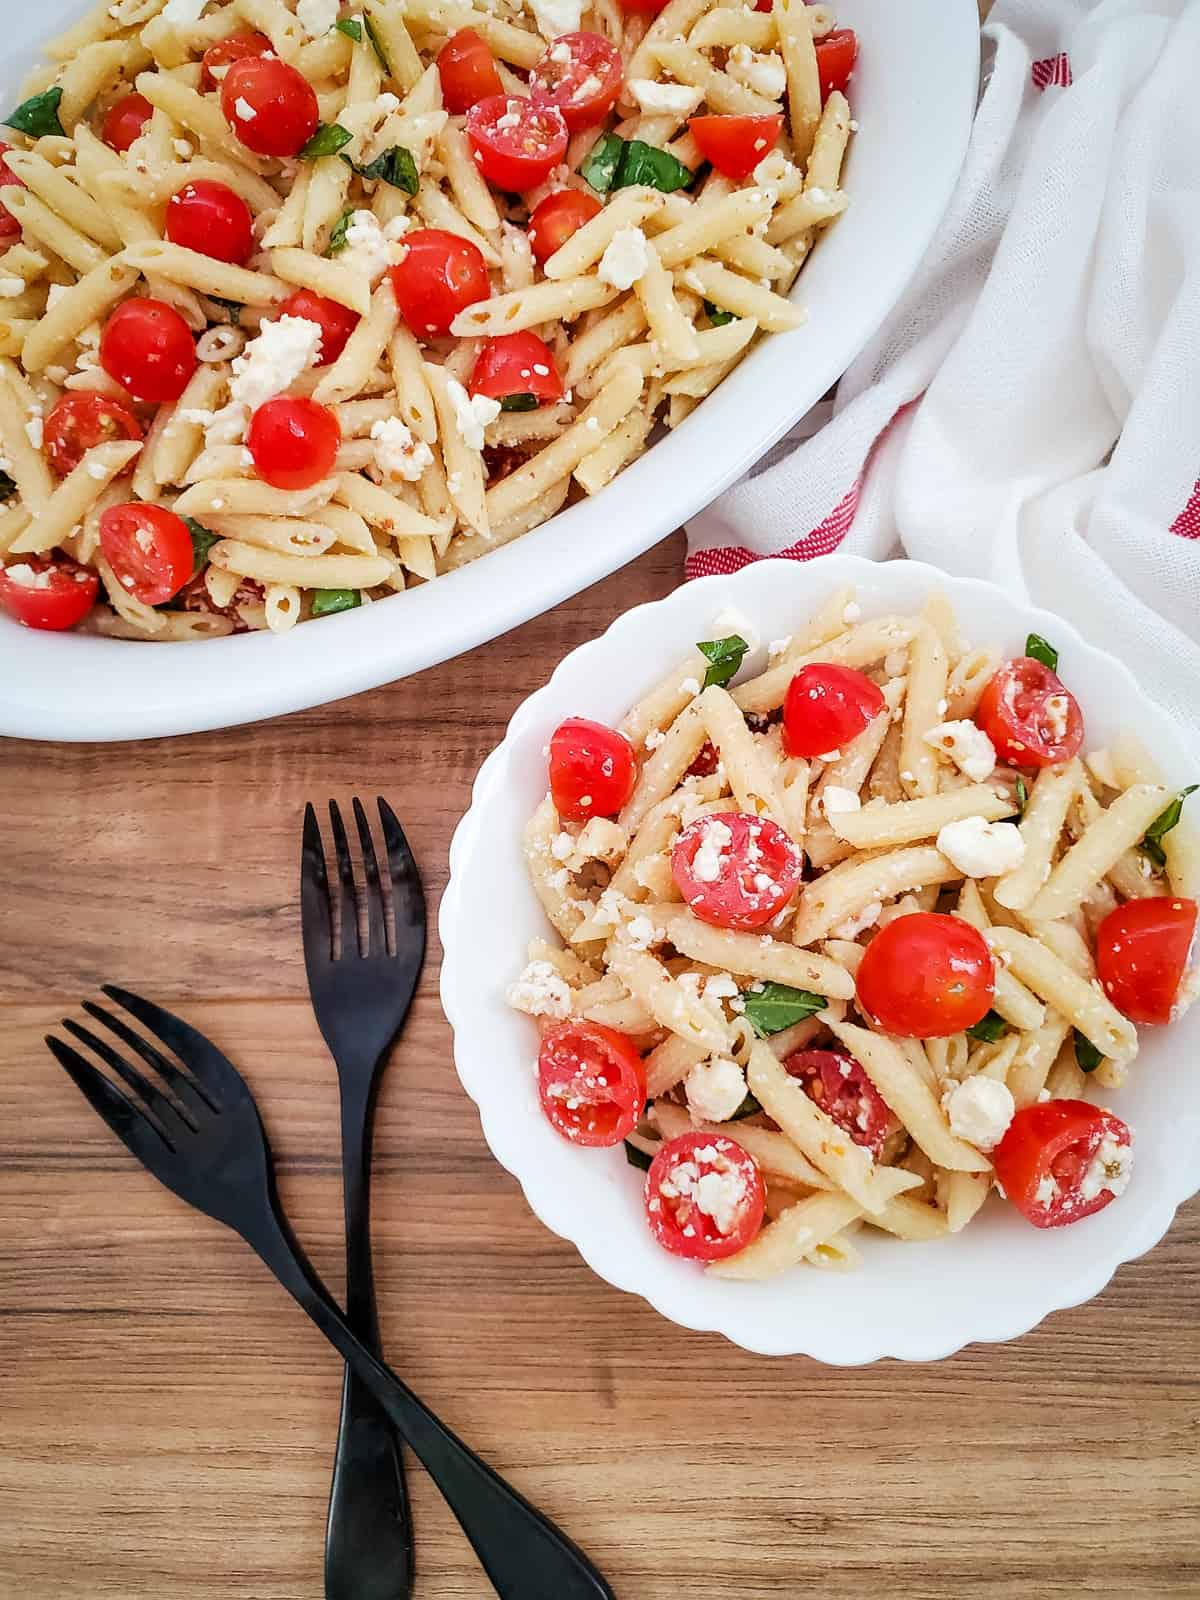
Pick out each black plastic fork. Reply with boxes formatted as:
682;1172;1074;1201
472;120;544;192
301;799;424;1600
46;988;614;1600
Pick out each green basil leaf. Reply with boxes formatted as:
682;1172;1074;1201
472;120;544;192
743;983;827;1039
336;17;364;39
624;1138;654;1171
1024;632;1058;673
364;13;391;73
342;143;419;194
613;138;694;194
183;517;219;573
578;131;624;193
727;1091;763;1122
703;299;736;327
966;1010;1008;1043
311;588;362;618
0;470;15;502
1015;775;1027;817
6;87;65;139
327;208;356;255
206;295;242;326
499;392;539;413
1075;1030;1103;1073
301;122;354;160
697;633;749;690
1140;785;1197;870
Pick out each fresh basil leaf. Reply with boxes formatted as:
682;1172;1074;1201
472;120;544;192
966;1010;1008;1043
301;122;354;160
336;17;364;40
1025;632;1058;673
311;588;362;618
697;633;749;690
1140;785;1197;870
364;13;391;73
743;983;827;1038
1075;1030;1103;1073
182;517;220;575
0;470;15;502
342;143;419;194
578;131;624;193
623;1138;654;1171
6;87;65;139
499;392;539;413
613;138;694;194
703;299;735;327
206;295;242;326
728;1091;763;1122
327;208;356;255
1015;775;1027;817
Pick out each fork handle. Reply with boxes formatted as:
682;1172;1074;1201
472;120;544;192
248;1213;614;1600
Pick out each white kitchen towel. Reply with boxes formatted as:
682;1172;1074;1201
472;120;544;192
686;0;1200;738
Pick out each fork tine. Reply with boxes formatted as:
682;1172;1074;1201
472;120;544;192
47;1034;176;1158
352;796;388;958
377;798;426;948
81;999;218;1117
62;1018;195;1136
329;800;360;960
301;801;334;968
100;985;249;1110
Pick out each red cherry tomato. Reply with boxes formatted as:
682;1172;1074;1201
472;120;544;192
220;56;319;158
0;142;27;240
530;32;623;134
992;1100;1133;1229
856;913;995;1038
43;394;143;478
686;740;721;779
645;1131;765;1262
975;657;1084;768
537;1019;645;1147
100;92;153;153
437;29;503;114
466;95;568;193
527;188;602;264
620;0;670;15
672;811;803;932
0;555;98;631
688;113;784;182
1095;896;1197;1025
274;290;360;367
247;396;341;491
782;662;885;759
784;1048;893;1160
99;297;197;403
201;31;274;92
389;227;490;338
469;331;562;406
99;502;195;606
816;28;859;97
548;716;637;823
166;180;255;265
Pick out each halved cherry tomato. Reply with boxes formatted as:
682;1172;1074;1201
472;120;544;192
975;657;1084;768
0;142;27;241
0;555;98;631
527;188;602;264
645;1131;765;1261
437;29;503;114
466;95;568;193
816;28;859;98
100;92;153;153
530;32;623;134
43;394;143;478
784;1048;893;1159
782;662;885;759
99;503;194;606
220;56;319;158
274;290;360;367
672;811;803;931
247;396;340;491
469;331;563;406
548;716;637;823
201;31;273;92
166;180;255;265
686;740;721;779
620;0;671;14
390;227;490;338
992;1100;1133;1229
688;113;784;182
537;1019;645;1147
99;297;197;403
1095;896;1197;1025
856;912;994;1038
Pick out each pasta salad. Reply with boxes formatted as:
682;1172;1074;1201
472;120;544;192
0;0;854;640
508;588;1199;1279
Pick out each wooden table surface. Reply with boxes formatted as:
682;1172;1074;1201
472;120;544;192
2;532;1199;1599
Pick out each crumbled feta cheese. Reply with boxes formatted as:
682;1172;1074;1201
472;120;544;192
2;562;52;589
725;44;787;100
690;818;733;883
495;105;523;132
924;719;996;782
659;1156;744;1234
1043;693;1070;740
643;727;666;753
685;1055;747;1123
703;973;740;1002
597;227;649;291
679;676;701;698
626;914;659;951
506;959;572;1019
173;138;194;159
822;784;861;817
768;636;791;657
370;416;434;482
296;0;341;34
1035;1174;1059;1206
936;814;1026;878
162;0;208;21
842;601;861;624
445;377;501;451
710;605;760;653
340;209;408;285
1078;1131;1133;1202
627;78;704;118
831;899;882;940
818;750;841;762
0;276;24;298
234;96;256;122
229;315;323;410
943;1075;1014;1151
528;0;583;39
86;461;110;480
25;418;43;449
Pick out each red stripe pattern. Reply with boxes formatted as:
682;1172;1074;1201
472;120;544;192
684;479;861;580
1031;53;1073;90
1170;479;1200;541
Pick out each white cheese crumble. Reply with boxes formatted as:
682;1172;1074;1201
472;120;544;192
626;914;659;952
340;209;410;285
86;461;110;480
691;818;733;883
725;44;787;100
162;0;208;21
597;227;650;291
370;416;434;482
842;601;862;624
1035;1174;1060;1207
528;0;584;39
25;418;43;449
830;899;882;940
296;0;339;36
943;1075;1014;1151
685;1056;747;1123
679;676;702;698
644;727;666;751
1043;693;1070;740
506;959;572;1019
0;276;24;298
924;719;997;781
822;784;861;817
3;562;53;589
445;377;501;451
658;1151;743;1234
767;636;791;657
1078;1131;1133;1202
936;814;1026;878
627;78;704;118
709;604;760;653
229;315;324;411
234;96;256;122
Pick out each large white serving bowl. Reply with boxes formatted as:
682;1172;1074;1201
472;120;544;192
0;1;979;741
440;555;1200;1360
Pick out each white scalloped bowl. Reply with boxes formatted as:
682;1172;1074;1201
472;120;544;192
440;555;1200;1359
0;0;979;740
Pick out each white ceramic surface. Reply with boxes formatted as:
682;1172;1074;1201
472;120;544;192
440;556;1200;1360
0;0;979;741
